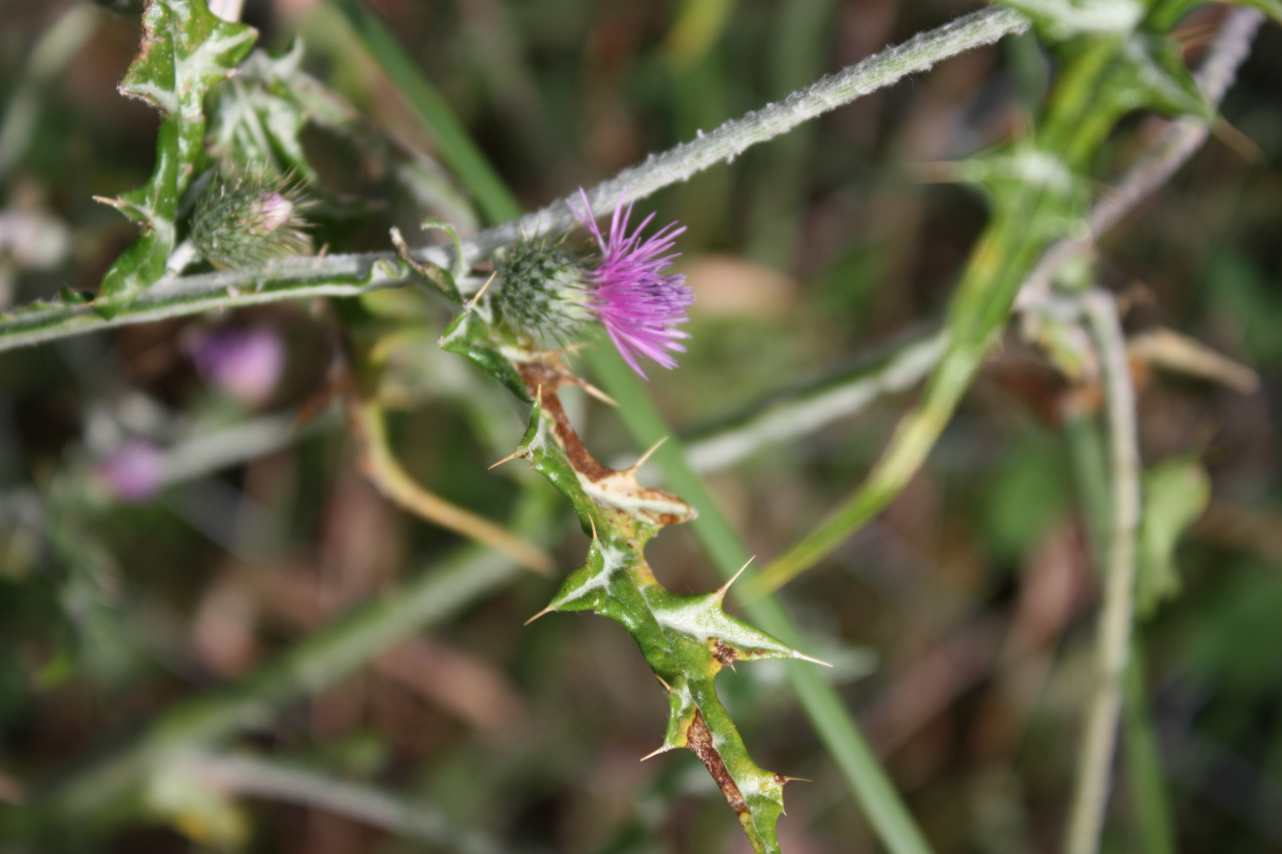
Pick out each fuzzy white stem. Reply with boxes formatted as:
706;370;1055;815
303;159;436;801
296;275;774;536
471;7;1029;256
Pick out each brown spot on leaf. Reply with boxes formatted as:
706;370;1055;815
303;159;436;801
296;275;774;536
687;711;747;815
712;639;737;668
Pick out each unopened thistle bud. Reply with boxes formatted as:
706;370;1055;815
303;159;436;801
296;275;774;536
492;237;594;348
190;172;312;270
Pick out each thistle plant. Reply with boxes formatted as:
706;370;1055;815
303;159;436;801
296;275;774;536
3;1;1279;853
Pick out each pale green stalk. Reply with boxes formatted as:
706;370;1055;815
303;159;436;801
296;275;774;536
1066;290;1142;854
188;753;502;853
682;331;947;473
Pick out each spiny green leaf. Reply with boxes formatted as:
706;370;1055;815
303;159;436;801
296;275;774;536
119;0;256;164
485;376;817;853
438;311;531;401
100;0;256;299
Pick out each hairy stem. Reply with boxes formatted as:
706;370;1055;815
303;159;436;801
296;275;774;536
1066;290;1141;854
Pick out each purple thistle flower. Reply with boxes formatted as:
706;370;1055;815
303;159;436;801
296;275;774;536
575;190;693;378
188;325;285;405
96;440;165;502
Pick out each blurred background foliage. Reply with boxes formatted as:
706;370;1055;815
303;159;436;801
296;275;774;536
1;0;1281;851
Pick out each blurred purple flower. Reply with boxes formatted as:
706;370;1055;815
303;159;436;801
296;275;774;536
96;441;165;502
575;190;693;378
189;326;284;405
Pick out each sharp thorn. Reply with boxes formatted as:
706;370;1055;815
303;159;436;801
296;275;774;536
465;270;497;311
792;650;833;668
630;435;668;473
488;448;526;470
577;379;617;407
639;745;672;763
588;515;598;542
781;775;812;784
654;673;672;692
713;556;755;603
524;607;554;626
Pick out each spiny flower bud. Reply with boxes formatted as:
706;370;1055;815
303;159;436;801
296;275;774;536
190;172;312;270
492;237;594;348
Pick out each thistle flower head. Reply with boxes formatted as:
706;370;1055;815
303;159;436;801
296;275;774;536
489;190;692;378
191;171;312;270
575;189;692;378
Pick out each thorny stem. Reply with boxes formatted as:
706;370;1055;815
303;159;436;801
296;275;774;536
0;7;1028;353
1066;291;1142;854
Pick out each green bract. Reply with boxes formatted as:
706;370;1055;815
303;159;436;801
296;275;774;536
492;238;594;348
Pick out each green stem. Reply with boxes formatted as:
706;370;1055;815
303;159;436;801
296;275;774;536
680;329;947;473
1123;647;1177;854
